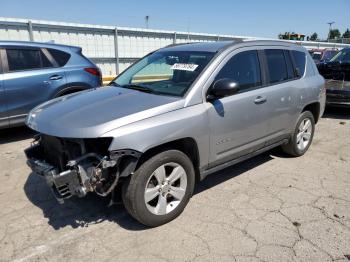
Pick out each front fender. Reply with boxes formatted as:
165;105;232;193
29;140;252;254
102;104;210;170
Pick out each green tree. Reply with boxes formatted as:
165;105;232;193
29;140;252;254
309;32;318;41
278;32;296;40
329;29;341;39
343;28;350;39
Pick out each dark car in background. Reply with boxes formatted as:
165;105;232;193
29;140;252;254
0;41;102;129
317;47;350;107
309;48;338;64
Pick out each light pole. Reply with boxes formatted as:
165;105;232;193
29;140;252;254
327;21;335;41
145;16;149;29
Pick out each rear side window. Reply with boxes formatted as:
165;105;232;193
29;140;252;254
284;50;295;79
6;49;52;72
215;50;261;92
265;49;288;84
47;48;71;67
291;50;306;77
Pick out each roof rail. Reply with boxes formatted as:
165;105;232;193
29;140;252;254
163;42;199;48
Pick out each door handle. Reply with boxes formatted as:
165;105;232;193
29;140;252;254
254;96;267;104
49;75;63;81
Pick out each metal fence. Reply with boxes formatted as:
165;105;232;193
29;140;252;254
1;17;348;76
328;38;350;44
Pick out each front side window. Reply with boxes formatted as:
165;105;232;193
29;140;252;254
214;50;262;92
6;48;52;72
113;51;214;97
265;49;288;84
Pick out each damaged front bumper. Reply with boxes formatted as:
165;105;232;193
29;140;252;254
25;135;140;204
27;156;82;203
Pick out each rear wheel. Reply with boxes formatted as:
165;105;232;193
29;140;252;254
122;150;195;227
282;111;315;156
56;87;86;97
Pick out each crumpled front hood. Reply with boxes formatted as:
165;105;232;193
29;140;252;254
26;86;184;138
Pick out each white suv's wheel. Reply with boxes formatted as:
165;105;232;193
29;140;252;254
144;162;188;215
122;150;195;227
282;111;315;156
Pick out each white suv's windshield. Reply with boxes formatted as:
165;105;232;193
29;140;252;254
113;51;215;97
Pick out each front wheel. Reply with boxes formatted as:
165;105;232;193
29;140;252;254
122;150;195;227
282;111;315;156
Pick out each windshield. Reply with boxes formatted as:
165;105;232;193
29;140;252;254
113;51;215;97
322;50;338;61
330;49;350;63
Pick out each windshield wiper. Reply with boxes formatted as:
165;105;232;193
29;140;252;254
109;81;122;87
122;84;154;94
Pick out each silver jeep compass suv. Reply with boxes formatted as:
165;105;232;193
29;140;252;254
25;40;326;227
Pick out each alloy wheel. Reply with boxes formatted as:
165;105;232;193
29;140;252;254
296;118;313;151
144;162;187;215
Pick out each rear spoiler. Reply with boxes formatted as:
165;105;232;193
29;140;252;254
70;46;82;53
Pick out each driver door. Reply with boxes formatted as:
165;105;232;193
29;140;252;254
207;48;271;168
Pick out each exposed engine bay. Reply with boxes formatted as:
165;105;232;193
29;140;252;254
25;134;140;203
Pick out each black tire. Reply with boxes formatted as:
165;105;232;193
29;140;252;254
122;150;195;227
282;111;315;157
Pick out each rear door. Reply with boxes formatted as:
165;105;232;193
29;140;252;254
3;46;67;126
0;48;9;128
261;48;298;143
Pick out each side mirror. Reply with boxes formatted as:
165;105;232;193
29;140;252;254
207;78;239;100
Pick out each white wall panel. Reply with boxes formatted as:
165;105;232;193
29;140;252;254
96;62;116;76
0;25;29;40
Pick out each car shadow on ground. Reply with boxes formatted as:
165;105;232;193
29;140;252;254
0;126;35;145
23;152;274;231
322;106;350;120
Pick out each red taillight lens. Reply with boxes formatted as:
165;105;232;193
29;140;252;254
84;67;101;77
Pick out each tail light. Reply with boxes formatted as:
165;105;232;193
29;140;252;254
84;67;101;77
84;67;102;85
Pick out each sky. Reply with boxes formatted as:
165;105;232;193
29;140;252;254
1;0;349;40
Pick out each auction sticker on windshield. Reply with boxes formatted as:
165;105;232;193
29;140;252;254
171;63;199;71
